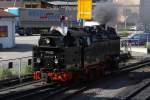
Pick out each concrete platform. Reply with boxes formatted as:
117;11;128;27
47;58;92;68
121;47;148;54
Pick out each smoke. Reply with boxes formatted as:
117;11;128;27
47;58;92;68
93;2;118;25
115;0;140;6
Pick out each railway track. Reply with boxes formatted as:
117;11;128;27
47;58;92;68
116;59;150;74
0;80;41;93
50;60;150;100
0;59;150;100
0;81;59;100
0;75;32;89
123;79;150;100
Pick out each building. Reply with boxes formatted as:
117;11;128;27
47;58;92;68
0;0;109;9
0;10;16;49
0;0;43;9
0;0;140;30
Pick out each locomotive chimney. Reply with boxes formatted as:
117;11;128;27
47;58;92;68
100;24;107;30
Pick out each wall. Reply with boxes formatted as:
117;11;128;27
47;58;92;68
0;18;15;48
140;0;150;24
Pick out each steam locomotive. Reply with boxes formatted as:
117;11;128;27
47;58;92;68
32;25;120;82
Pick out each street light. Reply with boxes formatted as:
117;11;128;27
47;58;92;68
66;0;69;27
30;0;33;8
13;0;16;7
124;6;127;29
147;34;149;48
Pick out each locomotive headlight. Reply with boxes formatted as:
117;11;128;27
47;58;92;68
46;38;50;44
37;58;41;63
54;56;58;64
54;58;58;64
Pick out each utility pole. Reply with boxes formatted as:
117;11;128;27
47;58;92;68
124;6;127;30
31;0;33;8
60;16;65;34
13;0;16;7
66;0;69;27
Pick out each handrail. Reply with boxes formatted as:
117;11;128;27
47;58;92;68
0;56;32;62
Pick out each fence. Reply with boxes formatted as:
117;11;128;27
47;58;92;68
120;40;132;53
0;56;33;81
121;37;149;47
120;39;150;54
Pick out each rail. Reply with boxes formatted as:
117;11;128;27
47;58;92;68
0;58;150;100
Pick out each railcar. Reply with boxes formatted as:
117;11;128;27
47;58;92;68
32;25;120;82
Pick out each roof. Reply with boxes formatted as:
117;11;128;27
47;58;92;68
47;1;96;6
0;1;22;9
0;10;16;17
45;1;139;7
48;1;77;6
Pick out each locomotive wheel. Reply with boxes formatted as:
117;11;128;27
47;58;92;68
105;55;119;71
46;77;51;83
113;62;119;70
88;69;97;81
41;72;51;83
112;57;119;70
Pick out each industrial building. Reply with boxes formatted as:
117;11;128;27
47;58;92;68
0;0;45;9
0;0;140;31
0;10;16;49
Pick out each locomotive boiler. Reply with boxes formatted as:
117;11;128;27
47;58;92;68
32;25;120;82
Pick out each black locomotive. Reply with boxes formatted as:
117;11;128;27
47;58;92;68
32;25;120;82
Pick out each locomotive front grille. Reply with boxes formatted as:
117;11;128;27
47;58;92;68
33;46;65;68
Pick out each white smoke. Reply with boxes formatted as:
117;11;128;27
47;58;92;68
93;2;118;26
115;0;140;6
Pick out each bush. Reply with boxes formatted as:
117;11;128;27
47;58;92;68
0;65;34;80
0;68;13;80
118;31;130;37
25;65;33;74
66;66;80;72
21;65;33;75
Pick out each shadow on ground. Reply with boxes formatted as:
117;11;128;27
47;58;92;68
0;44;33;52
63;71;150;100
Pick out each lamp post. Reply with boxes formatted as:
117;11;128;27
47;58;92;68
124;6;127;30
147;34;150;53
30;0;33;8
66;0;69;27
13;0;16;7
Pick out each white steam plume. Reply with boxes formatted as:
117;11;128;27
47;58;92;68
115;0;140;6
93;2;118;26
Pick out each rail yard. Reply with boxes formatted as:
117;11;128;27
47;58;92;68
0;0;150;100
0;54;149;100
0;26;149;99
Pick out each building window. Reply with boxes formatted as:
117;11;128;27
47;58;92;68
0;26;8;37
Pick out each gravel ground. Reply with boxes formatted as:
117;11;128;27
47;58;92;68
70;66;150;100
116;67;150;99
0;81;42;95
0;36;40;60
132;84;150;100
131;52;150;59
